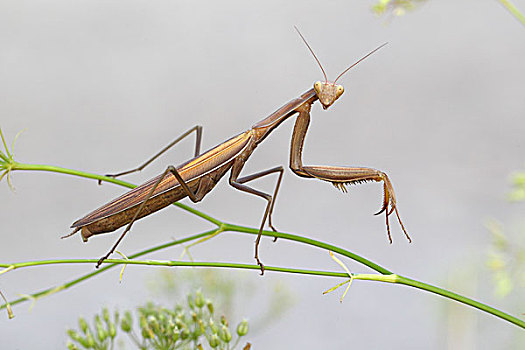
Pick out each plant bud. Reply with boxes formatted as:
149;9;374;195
78;317;89;334
108;322;116;339
236;319;249;336
102;307;110;323
219;325;232;343
147;315;160;334
139;315;148;329
198;319;206;334
187;294;195;310
173;328;180;342
194;323;203;337
175;317;185;329
66;329;82;342
208;334;220;348
121;311;132;333
66;341;78;350
206;299;214;314
95;315;108;342
180;327;190;340
194;290;205;308
86;332;96;348
209;318;219;334
140;316;153;339
167;319;176;332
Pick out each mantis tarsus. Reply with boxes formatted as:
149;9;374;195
66;29;411;273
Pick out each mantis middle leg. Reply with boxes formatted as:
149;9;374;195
229;162;285;274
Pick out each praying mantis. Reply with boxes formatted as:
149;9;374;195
66;28;411;273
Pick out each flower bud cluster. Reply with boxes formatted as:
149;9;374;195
66;307;119;350
66;290;250;349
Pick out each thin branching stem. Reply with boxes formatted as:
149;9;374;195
10;162;223;227
223;223;391;274
1;159;524;330
0;254;524;328
0;258;348;277
498;0;525;26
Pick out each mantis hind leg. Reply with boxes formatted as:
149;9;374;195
230;165;285;275
99;125;203;184
300;165;411;244
96;165;212;268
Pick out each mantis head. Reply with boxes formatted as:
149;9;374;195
314;81;344;110
294;26;387;110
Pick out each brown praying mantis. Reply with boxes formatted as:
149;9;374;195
66;28;411;273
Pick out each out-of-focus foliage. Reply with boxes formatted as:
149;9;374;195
442;171;525;347
485;220;525;298
147;269;294;329
372;0;427;17
487;172;525;298
508;171;525;201
485;170;525;298
66;290;251;350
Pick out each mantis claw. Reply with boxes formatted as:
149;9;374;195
98;174;117;185
374;205;388;216
96;254;110;268
385;208;393;244
255;256;265;275
268;223;279;242
372;176;410;244
374;181;390;216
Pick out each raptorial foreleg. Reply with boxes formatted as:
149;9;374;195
300;165;410;243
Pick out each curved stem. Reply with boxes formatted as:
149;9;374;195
225;227;525;328
352;274;525;329
11;162;223;227
223;223;391;274
2;160;524;330
395;275;525;329
0;258;347;277
0;230;217;309
498;0;525;26
1;255;524;329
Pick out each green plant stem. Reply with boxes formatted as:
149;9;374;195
223;223;391;274
2;160;525;329
1;256;524;328
8;161;390;274
498;0;525;26
0;230;218;309
10;162;222;226
353;274;525;329
0;258;348;277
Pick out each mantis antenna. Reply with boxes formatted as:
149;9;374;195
334;42;388;83
294;26;328;83
294;25;387;84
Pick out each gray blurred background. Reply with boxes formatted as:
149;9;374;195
1;0;524;348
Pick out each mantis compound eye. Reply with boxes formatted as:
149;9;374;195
335;85;344;98
314;81;322;94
